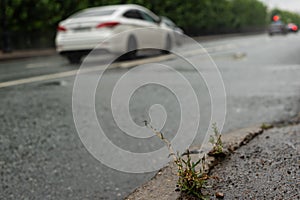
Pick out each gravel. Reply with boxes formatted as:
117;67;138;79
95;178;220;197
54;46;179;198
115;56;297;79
205;124;300;199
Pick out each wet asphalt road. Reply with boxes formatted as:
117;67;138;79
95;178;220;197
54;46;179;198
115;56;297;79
1;33;300;199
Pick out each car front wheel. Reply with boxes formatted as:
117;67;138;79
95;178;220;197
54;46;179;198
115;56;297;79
161;34;172;54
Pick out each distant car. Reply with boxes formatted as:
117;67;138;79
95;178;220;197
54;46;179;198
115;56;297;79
161;16;184;46
55;4;175;64
268;21;288;36
287;23;298;33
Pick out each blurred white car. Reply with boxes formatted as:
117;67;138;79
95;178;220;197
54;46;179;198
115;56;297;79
55;4;174;63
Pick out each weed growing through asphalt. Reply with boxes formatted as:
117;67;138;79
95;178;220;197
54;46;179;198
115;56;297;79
144;121;211;199
208;123;225;157
175;150;210;199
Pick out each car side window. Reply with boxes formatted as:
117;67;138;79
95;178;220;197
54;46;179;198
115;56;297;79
123;10;143;20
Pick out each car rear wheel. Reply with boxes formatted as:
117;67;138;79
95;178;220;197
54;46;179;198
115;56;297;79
66;54;82;64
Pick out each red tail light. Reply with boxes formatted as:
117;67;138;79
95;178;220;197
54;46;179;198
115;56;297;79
96;21;120;29
57;25;67;32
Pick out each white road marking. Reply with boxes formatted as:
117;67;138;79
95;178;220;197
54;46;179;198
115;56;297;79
26;63;52;69
0;44;237;89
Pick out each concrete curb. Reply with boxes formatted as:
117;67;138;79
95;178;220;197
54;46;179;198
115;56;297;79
125;126;264;200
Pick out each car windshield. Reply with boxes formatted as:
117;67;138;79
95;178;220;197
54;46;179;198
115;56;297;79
272;20;283;25
162;17;176;28
71;9;116;18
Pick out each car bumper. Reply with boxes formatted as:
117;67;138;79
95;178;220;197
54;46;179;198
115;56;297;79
55;32;113;53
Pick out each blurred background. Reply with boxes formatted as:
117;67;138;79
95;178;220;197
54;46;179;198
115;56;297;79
1;0;300;51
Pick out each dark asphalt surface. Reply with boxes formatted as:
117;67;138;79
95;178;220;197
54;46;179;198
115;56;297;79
206;124;300;199
1;33;300;199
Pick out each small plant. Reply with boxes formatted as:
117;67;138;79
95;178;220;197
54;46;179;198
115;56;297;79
175;150;210;199
260;123;273;130
208;123;225;157
144;121;209;199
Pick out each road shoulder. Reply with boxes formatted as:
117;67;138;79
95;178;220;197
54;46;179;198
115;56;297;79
126;126;264;200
